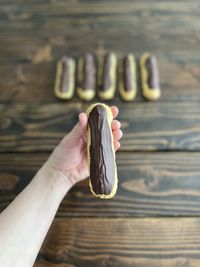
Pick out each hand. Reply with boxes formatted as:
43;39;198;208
45;106;123;190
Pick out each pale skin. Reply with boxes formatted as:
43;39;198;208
0;106;122;267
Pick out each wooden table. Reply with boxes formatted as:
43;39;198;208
1;1;200;266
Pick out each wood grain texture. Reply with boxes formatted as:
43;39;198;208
37;217;200;267
0;0;200;63
0;103;82;151
1;101;200;152
0;1;200;102
34;260;72;267
1;152;200;217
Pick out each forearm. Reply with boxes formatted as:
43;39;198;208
0;162;70;267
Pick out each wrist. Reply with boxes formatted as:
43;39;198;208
38;160;72;198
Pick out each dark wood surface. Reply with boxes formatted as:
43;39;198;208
36;218;200;267
1;152;200;217
2;101;200;152
1;0;200;266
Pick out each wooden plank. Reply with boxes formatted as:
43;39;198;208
1;52;200;102
37;217;200;267
0;103;82;152
0;1;200;102
1;102;200;152
1;152;200;217
0;1;200;64
34;260;70;267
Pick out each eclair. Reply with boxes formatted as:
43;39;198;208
119;54;137;101
98;53;117;100
54;56;75;100
86;103;118;199
77;53;96;101
140;53;161;101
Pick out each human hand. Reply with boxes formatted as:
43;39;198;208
45;106;122;191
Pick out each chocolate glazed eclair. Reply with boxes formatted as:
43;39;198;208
86;103;118;199
54;56;75;100
140;53;161;101
119;54;137;101
98;53;117;100
77;53;96;101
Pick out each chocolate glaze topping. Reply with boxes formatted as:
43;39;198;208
83;53;96;91
88;105;115;195
123;55;133;91
102;53;113;92
59;56;72;93
145;55;160;90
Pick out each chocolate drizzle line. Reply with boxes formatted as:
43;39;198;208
102;53;113;92
59;56;72;93
145;55;160;90
123;55;133;92
82;53;96;91
88;105;115;195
